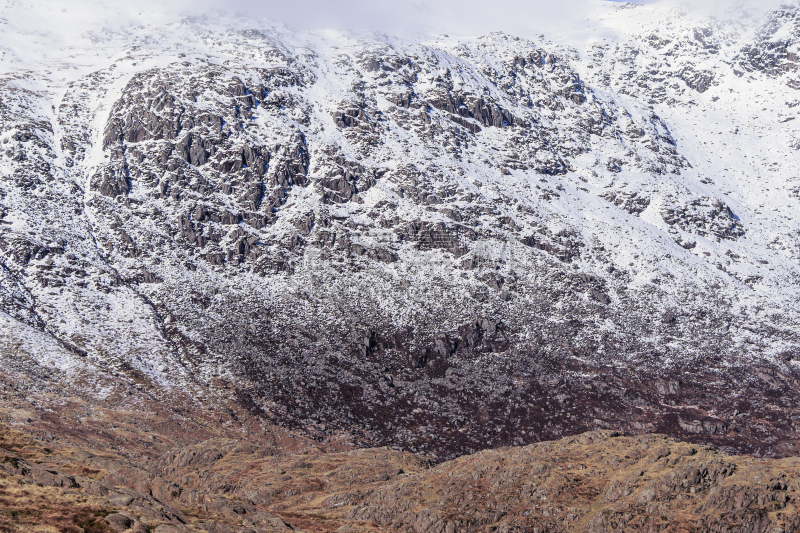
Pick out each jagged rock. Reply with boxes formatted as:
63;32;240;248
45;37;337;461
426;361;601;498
601;190;650;216
1;1;800;467
105;513;134;532
91;163;130;197
680;67;715;93
662;197;745;240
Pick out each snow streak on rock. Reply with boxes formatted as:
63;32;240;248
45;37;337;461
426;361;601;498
2;1;800;460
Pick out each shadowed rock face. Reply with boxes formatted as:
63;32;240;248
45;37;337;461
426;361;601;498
3;5;800;463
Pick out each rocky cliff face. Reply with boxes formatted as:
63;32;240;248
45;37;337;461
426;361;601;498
2;1;800;462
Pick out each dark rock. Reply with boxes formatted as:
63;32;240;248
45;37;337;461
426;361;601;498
105;513;134;532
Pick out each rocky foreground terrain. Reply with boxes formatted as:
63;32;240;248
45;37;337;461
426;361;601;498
2;0;800;516
3;2;800;528
5;417;800;533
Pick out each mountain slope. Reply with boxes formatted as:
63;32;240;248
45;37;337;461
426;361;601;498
1;0;800;460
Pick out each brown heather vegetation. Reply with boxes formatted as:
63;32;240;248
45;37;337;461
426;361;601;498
4;413;800;532
0;426;111;533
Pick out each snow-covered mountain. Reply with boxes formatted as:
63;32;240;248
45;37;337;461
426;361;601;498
2;0;800;460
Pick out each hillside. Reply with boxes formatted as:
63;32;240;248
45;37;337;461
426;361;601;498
1;0;800;465
3;422;800;532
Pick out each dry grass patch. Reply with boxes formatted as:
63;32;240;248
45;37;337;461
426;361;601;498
0;425;53;461
0;478;111;533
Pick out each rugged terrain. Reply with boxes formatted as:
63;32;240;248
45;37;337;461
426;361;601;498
6;419;800;532
2;0;800;465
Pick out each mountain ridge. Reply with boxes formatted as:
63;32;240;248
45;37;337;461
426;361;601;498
1;0;800;463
